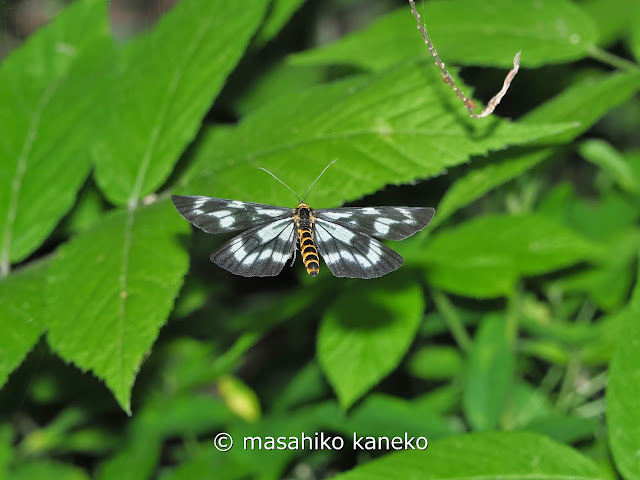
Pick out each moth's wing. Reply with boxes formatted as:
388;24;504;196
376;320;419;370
315;207;435;241
313;218;403;279
211;218;297;277
171;195;292;234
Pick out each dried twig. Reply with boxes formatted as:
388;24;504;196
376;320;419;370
408;0;520;119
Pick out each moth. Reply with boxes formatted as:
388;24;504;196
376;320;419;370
171;161;435;279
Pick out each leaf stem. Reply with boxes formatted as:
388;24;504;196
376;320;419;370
556;354;581;413
588;46;640;72
431;289;472;353
504;283;522;345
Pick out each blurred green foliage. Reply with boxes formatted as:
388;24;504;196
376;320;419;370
1;0;640;478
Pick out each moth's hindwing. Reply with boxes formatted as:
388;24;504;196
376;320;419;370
171;195;292;234
313;218;404;279
316;207;435;241
211;218;296;277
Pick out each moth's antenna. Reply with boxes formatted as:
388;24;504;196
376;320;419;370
258;167;301;202
302;160;338;202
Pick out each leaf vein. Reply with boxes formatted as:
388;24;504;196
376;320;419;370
1;81;59;277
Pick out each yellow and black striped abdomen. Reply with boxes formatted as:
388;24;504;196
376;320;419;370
298;227;319;276
294;202;319;277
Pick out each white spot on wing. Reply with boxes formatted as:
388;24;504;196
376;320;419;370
220;216;235;228
256;208;287;217
363;243;381;264
272;247;291;263
316;219;355;243
354;253;370;265
193;198;210;209
257;219;293;242
373;221;390;235
233;246;247;262
369;241;383;254
230;235;244;247
322;251;341;265
243;251;258;265
258;249;273;260
212;210;231;218
321;211;353;220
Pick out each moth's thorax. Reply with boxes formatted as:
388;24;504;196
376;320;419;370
294;202;319;277
293;202;316;229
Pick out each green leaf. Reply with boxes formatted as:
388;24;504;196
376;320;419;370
524;71;640;141
255;0;306;46
346;394;460;441
329;431;604;480
317;277;423;409
91;0;269;206
413;385;462;416
11;460;90;480
158;446;252;480
46;199;190;412
525;415;599;444
578;311;625;366
233;63;324;116
179;61;576;208
583;0;639;46
19;408;86;456
171;277;209;319
142;338;220;394
518;302;624;366
509;382;553;428
417;214;601;298
290;0;598;70
96;393;235;480
556;231;639;311
520;339;571;366
64;185;109;236
539;184;639;242
95;435;160;480
407;346;463;380
273;361;327;412
462;314;514;430
432;147;553;228
430;71;640;229
631;3;640;62
218;375;261;422
607;259;640;480
136;394;236;439
0;260;49;388
579;139;640;194
0;0;109;270
538;186;640;307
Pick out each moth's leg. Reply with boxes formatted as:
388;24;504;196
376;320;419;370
290;239;298;266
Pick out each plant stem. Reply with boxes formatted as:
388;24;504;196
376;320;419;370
588;46;640;72
432;289;472;353
504;284;522;345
